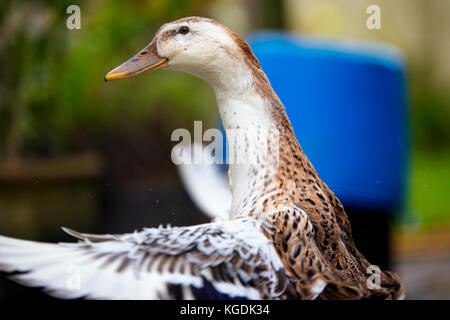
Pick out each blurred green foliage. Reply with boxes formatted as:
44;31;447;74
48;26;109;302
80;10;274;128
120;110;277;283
406;60;450;228
407;151;450;227
0;0;216;158
409;65;450;154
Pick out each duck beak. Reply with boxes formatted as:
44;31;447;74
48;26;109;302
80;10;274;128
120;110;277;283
105;42;168;81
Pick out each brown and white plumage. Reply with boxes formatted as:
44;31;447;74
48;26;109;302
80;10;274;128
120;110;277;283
0;219;294;299
0;16;403;299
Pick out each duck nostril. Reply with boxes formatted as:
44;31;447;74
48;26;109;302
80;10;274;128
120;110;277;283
139;51;148;57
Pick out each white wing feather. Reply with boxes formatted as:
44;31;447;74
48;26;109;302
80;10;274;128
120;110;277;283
173;142;231;221
0;219;288;300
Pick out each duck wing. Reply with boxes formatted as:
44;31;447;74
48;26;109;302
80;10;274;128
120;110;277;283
0;218;298;300
174;142;231;221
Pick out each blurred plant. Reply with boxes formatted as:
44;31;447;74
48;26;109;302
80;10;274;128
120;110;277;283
0;0;215;159
409;66;450;154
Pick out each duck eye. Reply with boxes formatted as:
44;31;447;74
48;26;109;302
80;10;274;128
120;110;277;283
179;26;189;35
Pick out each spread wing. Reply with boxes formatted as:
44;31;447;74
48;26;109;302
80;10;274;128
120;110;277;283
0;219;294;300
173;142;231;221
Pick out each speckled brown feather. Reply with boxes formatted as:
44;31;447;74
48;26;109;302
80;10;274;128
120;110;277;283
213;21;405;299
229;115;404;299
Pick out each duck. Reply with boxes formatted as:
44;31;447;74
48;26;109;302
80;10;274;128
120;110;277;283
0;16;404;299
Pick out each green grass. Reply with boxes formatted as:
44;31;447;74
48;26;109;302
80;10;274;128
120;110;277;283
407;150;450;229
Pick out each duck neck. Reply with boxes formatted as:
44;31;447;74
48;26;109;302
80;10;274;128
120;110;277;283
212;71;292;218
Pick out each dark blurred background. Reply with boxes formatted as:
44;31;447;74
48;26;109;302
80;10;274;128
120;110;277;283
0;0;449;299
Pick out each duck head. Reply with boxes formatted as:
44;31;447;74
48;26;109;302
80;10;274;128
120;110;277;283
105;17;263;92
